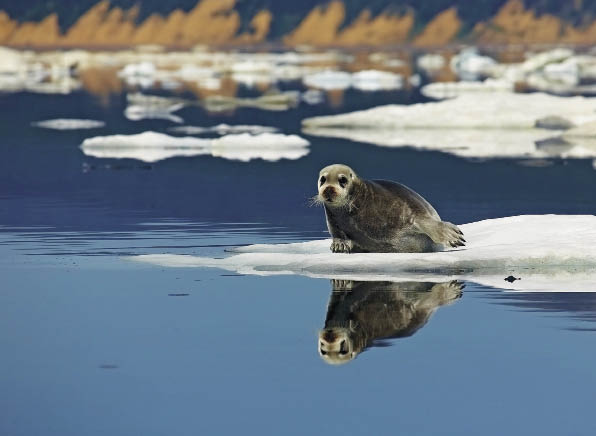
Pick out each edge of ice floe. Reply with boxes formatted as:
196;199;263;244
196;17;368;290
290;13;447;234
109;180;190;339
128;215;596;292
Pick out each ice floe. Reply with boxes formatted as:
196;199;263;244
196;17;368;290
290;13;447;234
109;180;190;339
421;79;514;99
450;48;496;81
125;93;188;123
302;127;582;159
303;69;402;91
486;48;596;95
302;93;596;160
416;53;445;73
125;104;185;123
118;61;157;88
32;119;106;130
168;124;278;135
131;215;596;292
80;131;309;163
301;89;325;105
303;70;352;90
303;93;596;130
351;70;403;91
202;91;300;112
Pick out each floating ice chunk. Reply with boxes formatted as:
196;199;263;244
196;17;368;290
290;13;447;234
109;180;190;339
522;48;574;73
0;47;25;74
211;133;309;162
303;70;352;90
303;93;596;130
231;61;272;73
416;53;445;72
32;119;106;130
301;89;325;105
421;79;514;99
231;72;274;88
127;92;189;109
124;104;185;123
303;126;593;159
174;64;215;81
351;70;403;91
202;91;299;113
118;62;156;87
368;53;406;68
80;131;309;163
303;70;402;92
450;48;496;80
352;70;402;91
130;215;596;292
408;74;422;88
543;58;580;86
125;93;189;123
168;124;278;135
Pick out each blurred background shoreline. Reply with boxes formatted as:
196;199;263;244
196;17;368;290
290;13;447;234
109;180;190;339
2;0;596;50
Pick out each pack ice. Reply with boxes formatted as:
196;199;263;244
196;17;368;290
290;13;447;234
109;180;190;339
80;131;310;163
302;93;596;160
131;215;596;292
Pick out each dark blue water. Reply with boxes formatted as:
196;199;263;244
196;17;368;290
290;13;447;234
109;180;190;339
2;87;596;436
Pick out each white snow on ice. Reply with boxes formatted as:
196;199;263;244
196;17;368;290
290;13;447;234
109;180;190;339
302;92;596;160
303;69;402;91
80;131;310;163
130;215;596;292
32;119;106;130
303;92;596;130
302;126;596;159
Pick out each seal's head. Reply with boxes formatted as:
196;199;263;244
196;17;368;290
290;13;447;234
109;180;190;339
317;164;356;208
318;327;357;365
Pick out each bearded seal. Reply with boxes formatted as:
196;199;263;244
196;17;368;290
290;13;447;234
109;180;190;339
318;279;463;365
315;164;465;253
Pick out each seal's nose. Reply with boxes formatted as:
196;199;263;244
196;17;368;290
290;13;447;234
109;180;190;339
322;330;336;342
323;186;336;200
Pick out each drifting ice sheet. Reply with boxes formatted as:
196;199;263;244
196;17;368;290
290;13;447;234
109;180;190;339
168;124;278;135
32;119;106;130
131;215;596;292
303;93;596;130
80;131;310;163
302;126;596;159
302;92;596;160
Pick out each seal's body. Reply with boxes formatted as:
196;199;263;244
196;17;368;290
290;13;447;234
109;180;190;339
316;164;465;253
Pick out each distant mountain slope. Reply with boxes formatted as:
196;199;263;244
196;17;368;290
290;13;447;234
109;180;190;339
1;0;596;47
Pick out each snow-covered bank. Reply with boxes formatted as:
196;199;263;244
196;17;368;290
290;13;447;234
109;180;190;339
80;131;310;163
130;215;596;292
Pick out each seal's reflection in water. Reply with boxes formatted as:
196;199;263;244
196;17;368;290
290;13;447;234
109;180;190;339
319;280;464;365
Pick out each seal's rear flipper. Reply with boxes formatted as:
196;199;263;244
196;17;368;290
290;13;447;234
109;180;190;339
413;219;466;249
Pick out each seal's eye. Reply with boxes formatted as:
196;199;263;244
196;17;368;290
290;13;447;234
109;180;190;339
339;340;348;355
319;176;326;186
338;176;348;187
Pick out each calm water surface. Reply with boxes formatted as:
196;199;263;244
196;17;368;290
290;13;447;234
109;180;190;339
2;87;596;436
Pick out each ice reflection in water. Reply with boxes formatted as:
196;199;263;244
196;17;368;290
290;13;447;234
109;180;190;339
318;279;463;365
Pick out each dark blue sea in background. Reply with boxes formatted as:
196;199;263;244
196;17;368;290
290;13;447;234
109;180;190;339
2;85;596;436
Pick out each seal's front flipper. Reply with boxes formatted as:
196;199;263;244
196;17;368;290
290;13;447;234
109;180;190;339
413;219;466;248
330;238;354;253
